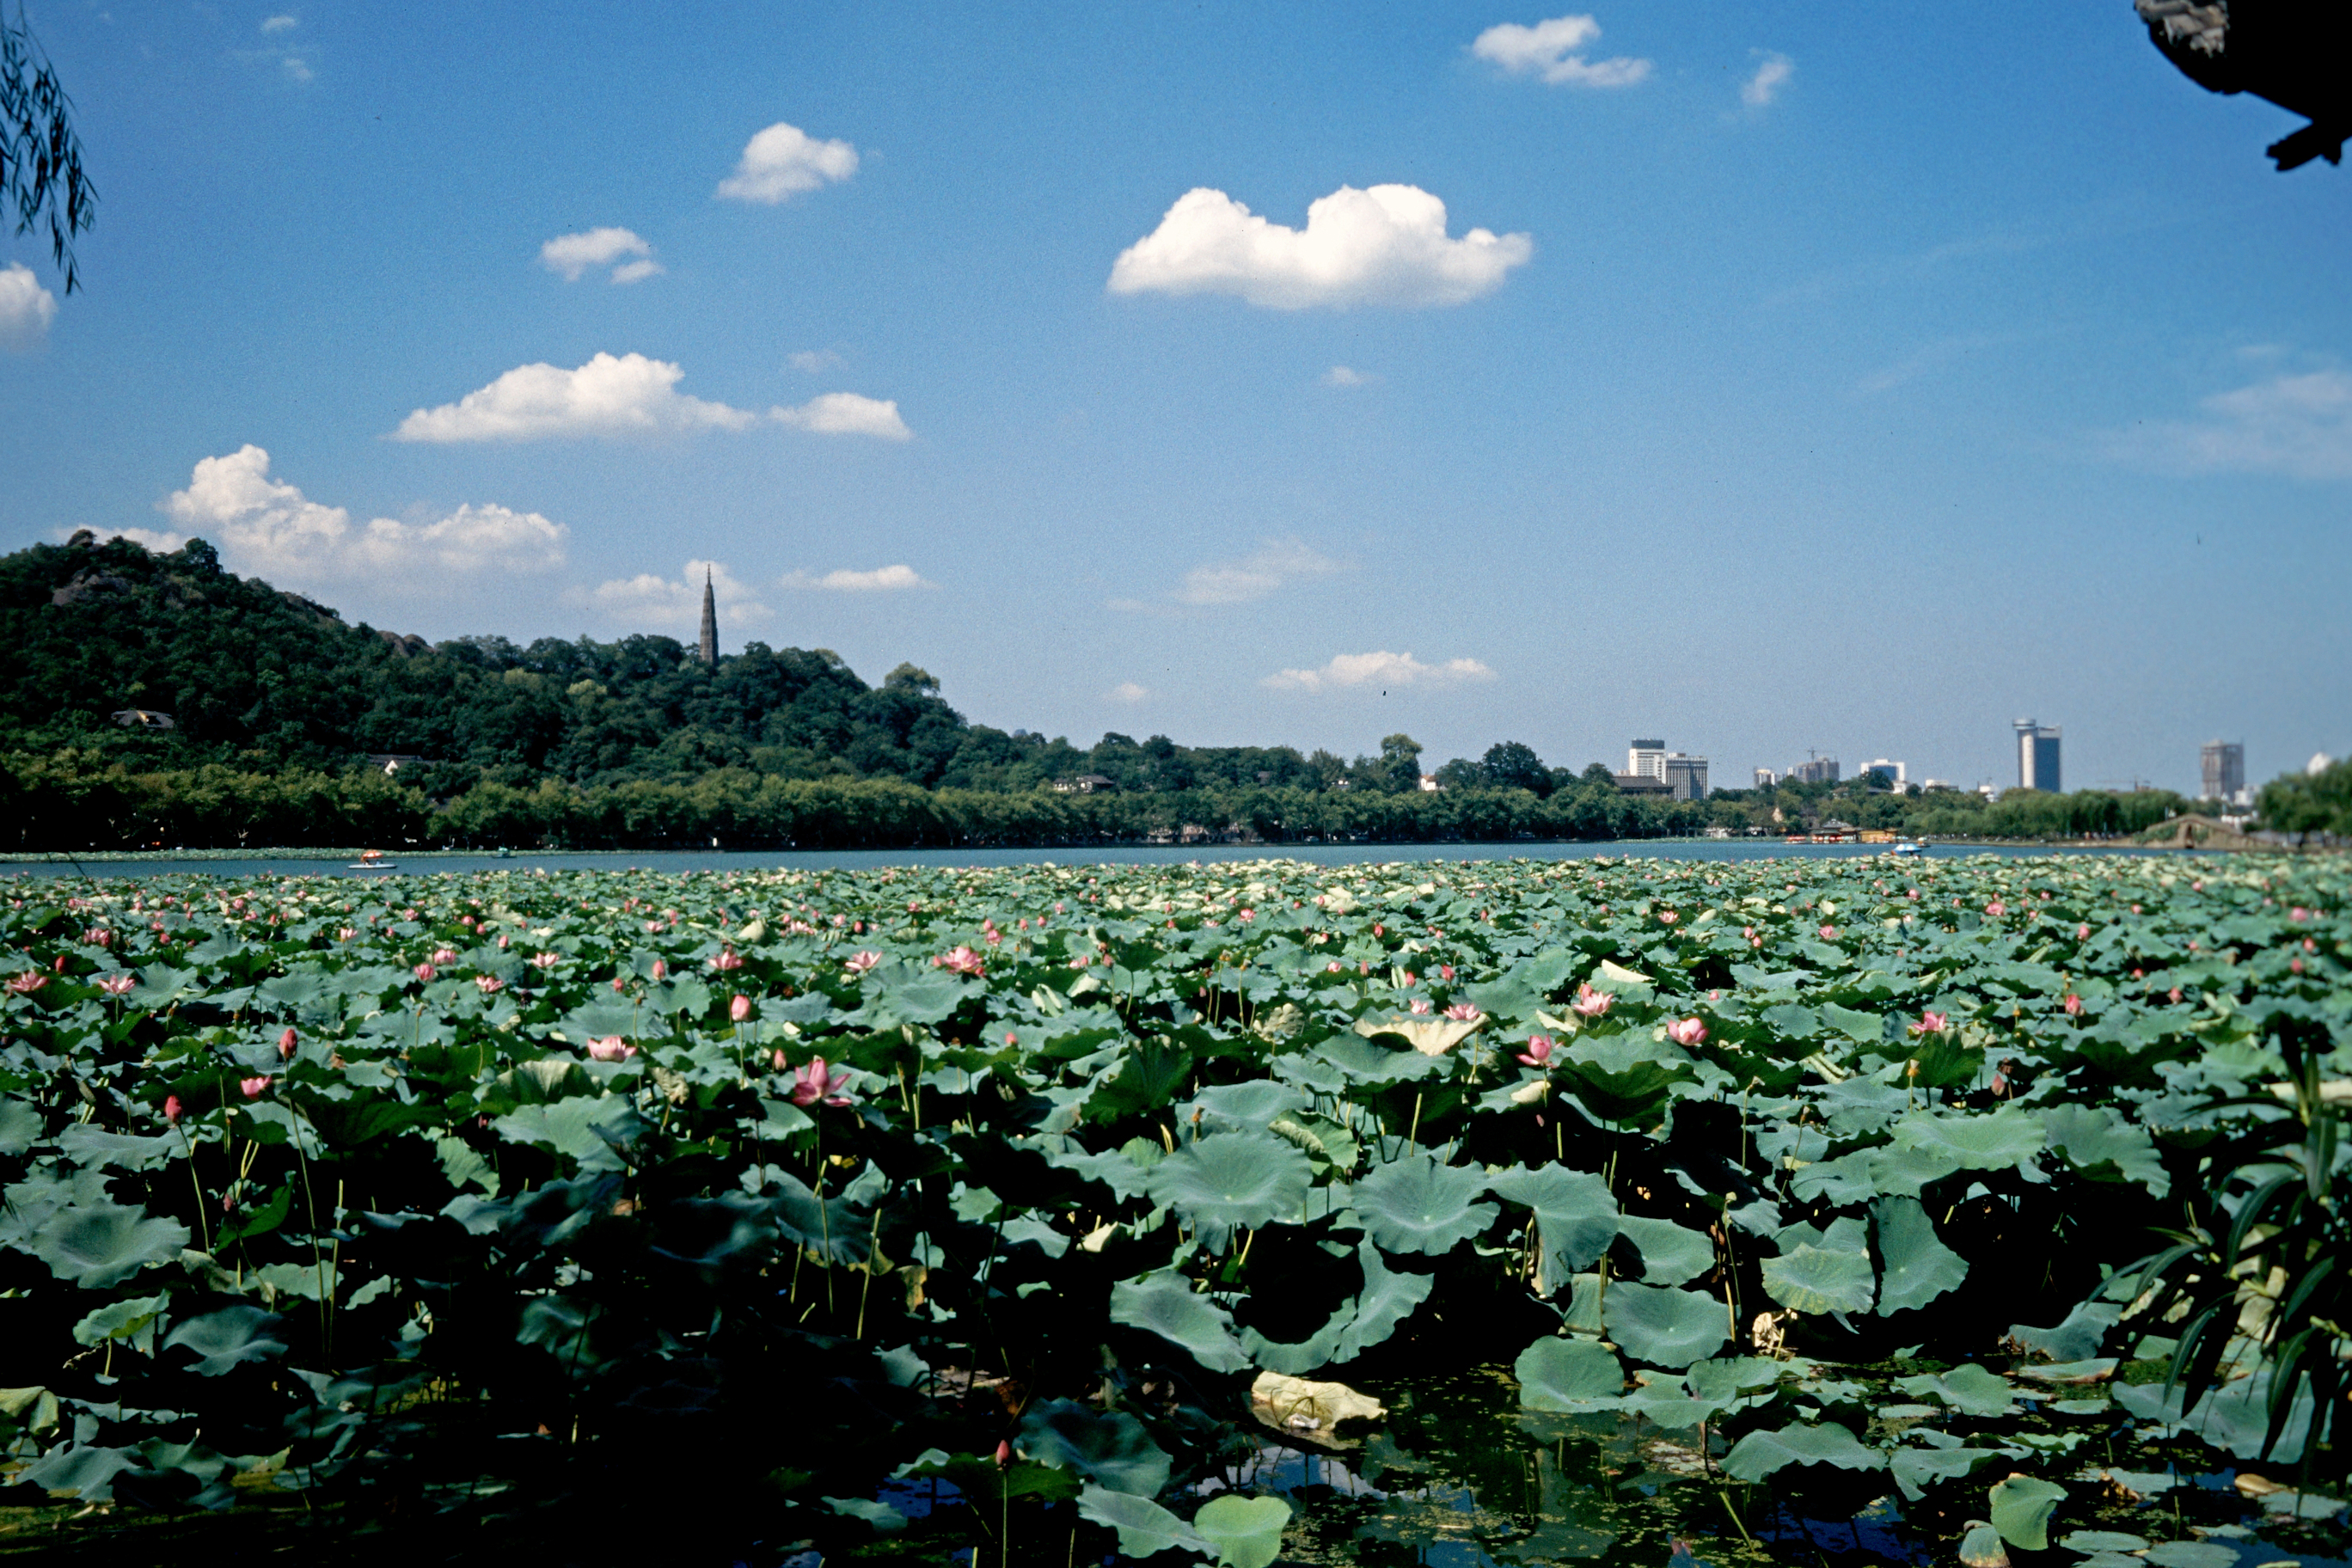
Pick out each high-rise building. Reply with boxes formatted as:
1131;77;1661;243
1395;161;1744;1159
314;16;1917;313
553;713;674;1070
2014;720;2061;793
2200;741;2245;802
1754;767;1779;788
1627;739;1666;781
1861;758;1907;787
1663;753;1709;800
1789;756;1839;785
697;567;719;668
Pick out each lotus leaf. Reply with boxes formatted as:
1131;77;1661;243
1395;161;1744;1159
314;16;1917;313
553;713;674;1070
1890;1107;2047;1172
1182;1081;1308;1129
1353;1014;1481;1057
1603;1282;1730;1369
1077;1485;1209;1559
1145;1130;1311;1250
1515;1334;1625;1411
1558;1034;1696;1124
2039;1104;2169;1196
162;1303;286;1375
1018;1399;1171;1497
1248;1371;1384;1440
1871;1196;1968;1314
1349;1152;1497;1256
1958;1522;2011;1568
1762;1217;1875;1315
1718;1420;1885;1481
1193;1494;1291;1568
1889;1445;1995;1499
1111;1271;1252;1372
1614;1215;1715;1287
1485;1163;1617;1291
1987;1473;2066;1551
30;1200;191;1289
2141;1544;2239;1568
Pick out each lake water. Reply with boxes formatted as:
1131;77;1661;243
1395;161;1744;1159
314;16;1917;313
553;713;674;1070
2;839;2184;881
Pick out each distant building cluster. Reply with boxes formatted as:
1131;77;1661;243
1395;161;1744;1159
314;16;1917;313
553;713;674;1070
1620;738;1708;800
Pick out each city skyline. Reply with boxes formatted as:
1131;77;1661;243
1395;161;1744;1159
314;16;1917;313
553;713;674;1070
1;3;2344;798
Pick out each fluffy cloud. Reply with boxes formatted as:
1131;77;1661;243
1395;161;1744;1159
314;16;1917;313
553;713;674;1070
162;445;567;589
1323;365;1378;388
1470;14;1651;87
1107;682;1149;702
260;14;297;31
716;121;859;204
2105;369;2352;480
771;391;913;439
1742;52;1793;108
392;352;758;443
1176;539;1343;605
787;349;843;373
780;564;934;591
579;560;770;628
1109;185;1531;309
540;227;661;284
1262;651;1496;693
0;263;58;351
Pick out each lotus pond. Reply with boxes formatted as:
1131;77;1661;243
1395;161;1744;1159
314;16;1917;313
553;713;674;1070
1;853;2347;1566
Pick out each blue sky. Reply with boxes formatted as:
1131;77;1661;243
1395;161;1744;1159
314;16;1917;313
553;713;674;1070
3;1;2347;793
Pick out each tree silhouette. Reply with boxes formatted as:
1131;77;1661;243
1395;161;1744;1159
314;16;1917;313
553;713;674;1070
2;8;95;291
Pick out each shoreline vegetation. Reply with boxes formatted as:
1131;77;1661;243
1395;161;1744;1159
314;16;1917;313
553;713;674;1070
6;534;2345;854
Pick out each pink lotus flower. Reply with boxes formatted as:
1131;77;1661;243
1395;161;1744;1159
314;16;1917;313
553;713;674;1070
475;975;503;995
2305;937;2318;953
2131;903;2143;916
2292;907;2310;922
2168;987;2184;1004
1439;965;1455;982
239;1075;271;1099
1442;1003;1481;1022
7;972;47;995
1326;960;1344;973
1665;1017;1707;1047
1571;983;1613;1018
2291;958;2305;974
96;972;136;996
279;1026;298;1060
1517;1033;1556;1068
651;960;668;982
612;975;627;992
790;1056;853;1108
497;933;510;949
1985;901;2006;918
87;928;111;947
712;947;744;971
1238;909;1254;922
531;951;563;971
1408;998;1432;1015
162;1094;183;1124
2064;993;2083;1016
1658;910;1677;924
938;946;986;977
586;1038;635;1063
1399;971;1417;988
338;927;355;941
413;961;437;983
1908;1010;1949;1036
1818;925;1838;940
431;947;457;966
730;994;752;1022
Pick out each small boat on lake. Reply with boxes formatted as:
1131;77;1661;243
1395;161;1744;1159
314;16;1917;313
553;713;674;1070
1890;840;1924;857
347;849;395;871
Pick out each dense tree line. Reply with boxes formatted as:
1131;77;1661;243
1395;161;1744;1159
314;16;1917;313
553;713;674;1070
0;534;2264;850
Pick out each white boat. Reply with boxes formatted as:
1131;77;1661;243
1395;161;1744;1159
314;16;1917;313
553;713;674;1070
347;850;396;871
1890;841;1924;857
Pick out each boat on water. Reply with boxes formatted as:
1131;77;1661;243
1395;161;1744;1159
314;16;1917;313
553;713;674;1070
1890;840;1924;857
347;849;396;871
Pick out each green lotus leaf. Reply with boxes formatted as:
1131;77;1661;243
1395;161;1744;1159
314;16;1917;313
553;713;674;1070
30;1200;191;1289
1018;1399;1171;1498
1718;1420;1885;1482
2060;1532;2153;1553
1558;1034;1697;1124
1761;1217;1875;1314
2142;1544;2240;1568
0;1097;41;1156
1111;1271;1253;1373
824;1497;907;1534
1183;1081;1308;1129
1485;1164;1618;1292
1349;1153;1497;1256
1903;1363;2015;1418
70;1292;171;1350
1958;1522;2011;1568
1987;1473;2066;1551
14;1443;142;1501
491;1095;643;1174
1077;1484;1209;1559
1145;1130;1312;1251
1265;1114;1360;1175
1312;1034;1449;1085
1193;1494;1291;1568
162;1304;287;1376
2039;1104;2169;1197
1615;1215;1714;1287
1602;1282;1730;1369
1871;1197;1968;1314
1240;1238;1433;1374
1515;1335;1625;1411
1890;1107;2046;1172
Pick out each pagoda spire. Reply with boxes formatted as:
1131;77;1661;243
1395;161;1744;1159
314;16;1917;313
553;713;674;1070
697;567;718;667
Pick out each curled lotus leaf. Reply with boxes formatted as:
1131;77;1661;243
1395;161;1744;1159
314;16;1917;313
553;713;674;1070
1110;1271;1253;1373
1144;1129;1312;1251
161;1304;287;1376
1761;1217;1876;1315
1719;1420;1886;1482
1077;1485;1209;1560
1987;1473;2066;1551
1871;1197;1968;1314
1514;1334;1624;1412
1353;1014;1481;1057
1614;1215;1714;1287
1193;1493;1292;1568
1485;1164;1618;1291
1018;1399;1171;1498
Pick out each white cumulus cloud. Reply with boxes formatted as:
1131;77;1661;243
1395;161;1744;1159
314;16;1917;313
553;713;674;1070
161;445;567;591
2104;369;2352;481
0;262;58;351
1742;52;1793;108
1323;365;1378;388
1176;539;1343;605
1109;184;1531;309
579;560;770;628
780;564;934;591
716;121;859;204
392;352;758;443
1108;682;1149;702
260;14;297;31
1262;650;1497;693
540;227;660;283
771;391;912;440
1471;14;1651;87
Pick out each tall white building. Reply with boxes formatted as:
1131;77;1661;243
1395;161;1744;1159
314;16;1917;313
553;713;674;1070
2014;720;2061;793
1627;739;1666;780
1754;767;1779;787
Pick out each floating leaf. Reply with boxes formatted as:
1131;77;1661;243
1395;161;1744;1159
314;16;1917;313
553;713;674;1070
1514;1335;1624;1411
1718;1420;1885;1482
1603;1283;1730;1369
1987;1473;2066;1551
1615;1215;1715;1287
1193;1494;1291;1568
1350;1152;1496;1256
